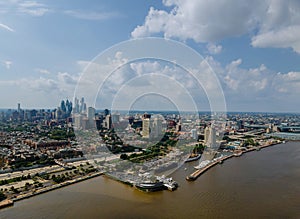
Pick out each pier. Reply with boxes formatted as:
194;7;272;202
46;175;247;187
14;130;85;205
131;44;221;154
186;142;279;181
186;154;233;181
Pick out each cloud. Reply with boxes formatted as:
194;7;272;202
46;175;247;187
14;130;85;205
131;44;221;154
0;23;14;32
0;73;77;108
0;0;50;16
57;72;78;85
0;72;78;95
132;0;300;54
113;57;300;111
273;71;300;95
222;59;270;92
2;60;13;69
251;25;300;53
131;1;260;42
17;1;49;16
64;10;121;20
204;55;300;111
206;43;222;55
21;77;58;92
35;68;50;74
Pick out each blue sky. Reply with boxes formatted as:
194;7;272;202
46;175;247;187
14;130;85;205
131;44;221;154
1;0;300;112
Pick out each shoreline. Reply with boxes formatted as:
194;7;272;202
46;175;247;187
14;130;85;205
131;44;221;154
186;142;280;181
0;141;289;209
0;171;104;209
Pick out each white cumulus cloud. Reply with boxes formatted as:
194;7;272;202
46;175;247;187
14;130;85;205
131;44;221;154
132;0;300;54
206;43;222;55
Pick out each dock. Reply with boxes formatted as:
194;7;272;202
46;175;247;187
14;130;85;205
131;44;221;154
186;142;278;181
186;154;233;181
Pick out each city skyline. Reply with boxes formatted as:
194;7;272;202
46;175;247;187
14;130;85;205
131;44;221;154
0;0;300;112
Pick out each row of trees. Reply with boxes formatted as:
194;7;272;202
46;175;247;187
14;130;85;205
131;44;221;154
0;174;31;185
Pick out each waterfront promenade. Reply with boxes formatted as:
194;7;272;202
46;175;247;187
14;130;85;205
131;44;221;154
186;142;279;181
0;171;104;209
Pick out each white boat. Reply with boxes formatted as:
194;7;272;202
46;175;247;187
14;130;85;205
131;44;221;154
185;154;201;163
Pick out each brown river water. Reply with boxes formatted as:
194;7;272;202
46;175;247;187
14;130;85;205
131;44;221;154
0;142;299;219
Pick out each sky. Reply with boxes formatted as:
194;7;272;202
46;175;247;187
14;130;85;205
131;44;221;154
0;0;300;112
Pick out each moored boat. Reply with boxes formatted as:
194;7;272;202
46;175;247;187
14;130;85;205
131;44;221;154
185;154;201;163
135;181;165;192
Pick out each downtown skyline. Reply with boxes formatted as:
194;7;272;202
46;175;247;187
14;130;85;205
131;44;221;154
0;0;300;112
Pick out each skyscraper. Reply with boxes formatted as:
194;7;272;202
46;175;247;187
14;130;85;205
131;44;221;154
142;117;150;138
151;116;163;138
191;129;197;140
204;126;210;145
204;126;217;149
80;97;85;113
87;107;95;120
105;114;112;129
209;127;217;149
74;97;80;113
142;114;151;138
87;107;96;129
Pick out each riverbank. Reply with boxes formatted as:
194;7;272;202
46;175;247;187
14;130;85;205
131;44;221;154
0;199;13;209
0;171;104;209
186;141;280;181
0;140;286;210
1;141;298;219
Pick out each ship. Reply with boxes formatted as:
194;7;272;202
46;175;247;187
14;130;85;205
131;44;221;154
135;181;165;192
156;175;178;191
185;153;201;163
135;176;178;192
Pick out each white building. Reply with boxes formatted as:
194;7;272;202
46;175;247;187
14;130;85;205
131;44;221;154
191;129;197;140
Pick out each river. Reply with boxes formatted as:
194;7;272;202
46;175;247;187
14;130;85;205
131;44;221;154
0;142;299;219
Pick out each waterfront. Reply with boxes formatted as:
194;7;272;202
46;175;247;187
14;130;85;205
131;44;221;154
0;142;299;219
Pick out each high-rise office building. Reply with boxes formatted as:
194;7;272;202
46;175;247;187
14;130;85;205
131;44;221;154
74;114;83;129
191;129;197;140
74;97;80;113
141;114;151;138
142;113;152;138
87;107;95;120
204;126;217;148
204;126;210;145
142;117;150;138
87;107;96;129
152;116;163;138
105;114;112;129
209;127;217;148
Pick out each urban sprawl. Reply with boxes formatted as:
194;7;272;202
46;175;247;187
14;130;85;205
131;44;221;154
0;98;300;207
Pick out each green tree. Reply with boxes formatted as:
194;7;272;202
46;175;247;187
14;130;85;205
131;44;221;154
120;154;128;160
0;191;6;201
